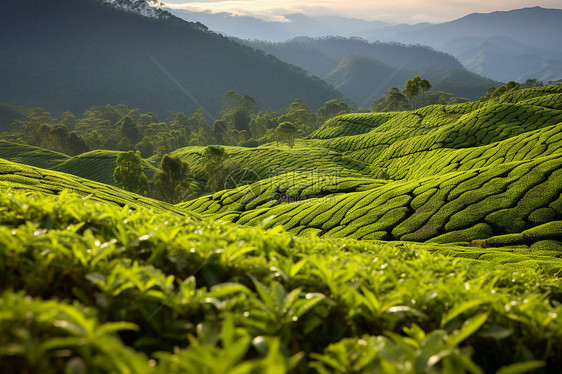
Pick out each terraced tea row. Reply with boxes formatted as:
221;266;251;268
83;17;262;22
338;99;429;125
2;188;562;372
172;143;371;181
176;87;562;252
315;89;562;180
2;157;558;272
184;154;562;249
0;141;157;186
0;158;192;217
181;171;387;214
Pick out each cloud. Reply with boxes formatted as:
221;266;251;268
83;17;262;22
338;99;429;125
161;0;562;23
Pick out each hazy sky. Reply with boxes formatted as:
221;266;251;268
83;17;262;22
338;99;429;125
161;0;561;23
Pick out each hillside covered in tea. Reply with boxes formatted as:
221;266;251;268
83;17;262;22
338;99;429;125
0;86;561;373
178;86;562;255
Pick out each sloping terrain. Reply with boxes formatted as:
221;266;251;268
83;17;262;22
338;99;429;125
244;37;497;103
1;87;562;372
441;36;562;83
0;141;157;186
1;187;561;372
180;86;562;253
0;0;342;117
0;158;187;216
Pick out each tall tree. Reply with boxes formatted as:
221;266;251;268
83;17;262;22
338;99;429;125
153;155;193;203
419;78;432;107
202;146;230;192
384;87;410;111
113;151;148;195
275;121;297;148
403;76;421;109
120;115;142;145
279;98;317;134
317;99;350;126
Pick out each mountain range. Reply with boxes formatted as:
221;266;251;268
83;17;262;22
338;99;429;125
169;6;562;83
0;0;342;118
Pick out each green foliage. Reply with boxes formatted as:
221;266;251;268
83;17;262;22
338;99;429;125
317;99;351;125
276;121;297;148
153;155;194;203
404;76;432;109
178;86;562;263
0;158;191;217
383;87;411;111
202;146;230;192
0;188;561;372
3;108;89;156
113;150;149;195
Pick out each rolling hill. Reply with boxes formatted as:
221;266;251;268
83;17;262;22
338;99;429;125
0;141;158;186
0;157;190;216
167;9;392;42
1;86;562;372
440;36;562;83
176;86;562;260
0;0;343;118
175;6;562;84
365;7;562;82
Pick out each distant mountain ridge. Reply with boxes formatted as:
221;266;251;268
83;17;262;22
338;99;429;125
243;37;497;105
391;7;562;52
167;8;392;42
170;6;562;83
0;0;343;118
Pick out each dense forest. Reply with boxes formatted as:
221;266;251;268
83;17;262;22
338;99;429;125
0;78;553;202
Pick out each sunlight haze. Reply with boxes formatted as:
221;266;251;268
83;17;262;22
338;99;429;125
161;0;562;22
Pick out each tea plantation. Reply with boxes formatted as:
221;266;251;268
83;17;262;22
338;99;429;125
1;187;562;373
180;87;562;261
1;86;562;373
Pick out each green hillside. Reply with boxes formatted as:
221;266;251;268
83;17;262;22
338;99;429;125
0;158;189;217
0;140;70;169
179;86;562;255
0;0;343;118
0;141;158;186
1;85;562;372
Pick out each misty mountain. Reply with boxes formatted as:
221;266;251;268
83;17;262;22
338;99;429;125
324;55;497;107
0;0;343;118
173;6;562;83
363;7;562;82
243;37;497;105
440;36;562;83
167;8;391;42
244;37;463;74
378;7;562;54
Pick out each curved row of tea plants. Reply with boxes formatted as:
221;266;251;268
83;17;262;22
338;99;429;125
0;158;189;217
0;141;158;186
1;187;562;373
182;153;562;256
179;87;561;256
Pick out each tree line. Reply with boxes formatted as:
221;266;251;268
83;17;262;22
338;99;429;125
1;77;554;204
369;77;552;113
0;91;352;157
113;145;233;204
